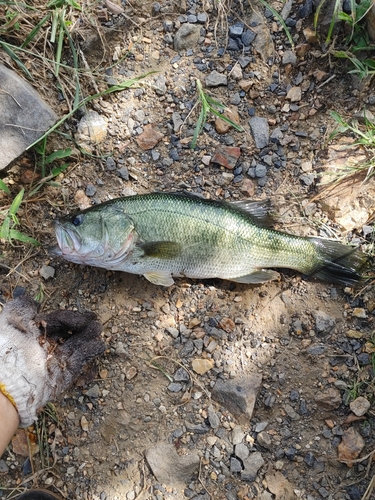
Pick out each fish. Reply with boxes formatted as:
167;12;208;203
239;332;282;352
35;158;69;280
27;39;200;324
50;192;366;287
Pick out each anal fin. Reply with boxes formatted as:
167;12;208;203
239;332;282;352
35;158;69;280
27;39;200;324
144;271;175;286
228;269;280;284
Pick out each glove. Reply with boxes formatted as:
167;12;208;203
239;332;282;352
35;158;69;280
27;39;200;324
0;295;105;428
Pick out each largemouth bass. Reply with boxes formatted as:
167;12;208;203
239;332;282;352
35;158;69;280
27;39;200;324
50;192;366;286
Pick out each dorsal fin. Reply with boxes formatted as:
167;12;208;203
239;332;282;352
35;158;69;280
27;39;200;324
228;199;274;227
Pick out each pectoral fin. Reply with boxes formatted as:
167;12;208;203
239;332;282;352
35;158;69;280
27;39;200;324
229;269;280;284
139;241;182;259
144;271;175;286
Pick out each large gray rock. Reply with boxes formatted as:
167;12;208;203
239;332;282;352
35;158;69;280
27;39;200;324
212;373;262;424
145;442;199;487
0;64;57;171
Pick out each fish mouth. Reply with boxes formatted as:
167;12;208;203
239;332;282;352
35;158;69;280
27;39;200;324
51;221;82;257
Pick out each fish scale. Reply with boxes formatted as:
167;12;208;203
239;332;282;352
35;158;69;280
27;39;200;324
50;192;366;287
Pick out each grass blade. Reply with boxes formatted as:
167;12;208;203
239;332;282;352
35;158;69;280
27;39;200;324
21;14;50;48
45;147;72;164
9;229;40;246
0;180;10;194
9;188;24;217
191;108;206;150
0;40;33;79
258;0;294;46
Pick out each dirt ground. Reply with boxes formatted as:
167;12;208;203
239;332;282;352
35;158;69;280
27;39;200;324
1;0;375;499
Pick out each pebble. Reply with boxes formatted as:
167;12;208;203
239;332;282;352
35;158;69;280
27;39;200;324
241;30;256;47
231;425;245;445
315;388;342;410
136;124;163;150
174;367;190;382
235;443;250;460
282;50;297;65
39;264;55;280
85;384;100;398
212;373;262;424
350;396;370;416
207;405;220;429
174;23;201;51
286;86;302;102
191;358;214;374
106;157;116;170
314;310;336;334
76;110;108;145
257;431;272;449
337;427;365;464
249;116;269;149
241;452;264;481
205;70;228;88
145;443;199;487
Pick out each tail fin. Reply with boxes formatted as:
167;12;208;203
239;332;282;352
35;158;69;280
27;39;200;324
309;238;367;286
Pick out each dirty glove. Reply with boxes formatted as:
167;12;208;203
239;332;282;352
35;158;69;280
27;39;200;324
0;296;105;428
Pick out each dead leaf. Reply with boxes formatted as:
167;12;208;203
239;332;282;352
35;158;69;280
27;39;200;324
12;429;39;457
266;470;296;500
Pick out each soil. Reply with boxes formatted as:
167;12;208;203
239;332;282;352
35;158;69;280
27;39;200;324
1;1;375;500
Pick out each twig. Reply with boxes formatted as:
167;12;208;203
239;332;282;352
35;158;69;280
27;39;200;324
317;74;336;90
361;475;375;500
198;458;212;498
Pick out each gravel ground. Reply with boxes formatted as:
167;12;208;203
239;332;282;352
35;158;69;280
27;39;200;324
1;1;375;499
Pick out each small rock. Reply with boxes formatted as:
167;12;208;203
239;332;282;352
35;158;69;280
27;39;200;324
314;310;336;334
231;64;243;80
106;157;116;170
354;109;375;123
215;107;241;134
174;367;190;382
174;23;201;51
211;146;241;169
257;431;272;449
85;384;100;398
212;373;262;424
231;425;245;445
207;405;220;429
230;457;243;473
39;264;55;280
249;116;269;149
315;387;342;410
172;112;184;133
229;22;244;38
282;50;297;65
136;124;163;150
192;358;214;375
337;427;365;466
252;24;274;62
145;443;199;486
350;396;371;417
241;452;264;481
197;12;208;23
235;443;250;460
303;27;318;44
286;86;302;102
352;308;367;319
153;75;167;96
81;416;89;432
205;70;228;87
241;30;256;47
76;110;108;145
168;382;183;392
118;166;129;181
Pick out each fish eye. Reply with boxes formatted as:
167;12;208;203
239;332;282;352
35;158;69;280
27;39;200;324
71;214;84;226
